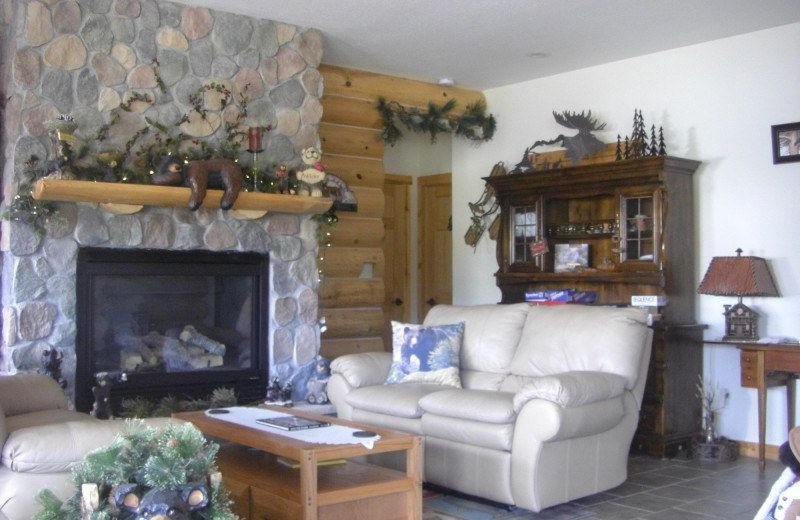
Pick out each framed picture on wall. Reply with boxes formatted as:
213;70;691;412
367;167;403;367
771;122;800;164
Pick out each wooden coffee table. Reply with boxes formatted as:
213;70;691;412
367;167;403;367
174;406;422;520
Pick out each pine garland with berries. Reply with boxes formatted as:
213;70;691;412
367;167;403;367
33;422;238;520
376;97;496;145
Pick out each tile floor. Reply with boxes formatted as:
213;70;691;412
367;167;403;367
566;452;783;519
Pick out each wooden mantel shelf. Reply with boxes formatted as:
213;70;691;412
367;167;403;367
32;179;333;215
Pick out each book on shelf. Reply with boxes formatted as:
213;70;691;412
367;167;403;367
276;456;347;469
525;289;597;304
631;295;667;307
256;415;331;431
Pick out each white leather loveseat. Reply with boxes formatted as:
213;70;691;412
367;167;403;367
327;303;653;512
0;374;179;520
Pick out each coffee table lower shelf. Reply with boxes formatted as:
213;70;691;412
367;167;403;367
217;443;416;520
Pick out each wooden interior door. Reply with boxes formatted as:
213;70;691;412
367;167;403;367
418;173;452;316
383;175;411;350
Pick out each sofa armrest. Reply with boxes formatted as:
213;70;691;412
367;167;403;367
512;371;627;412
330;352;392;388
0;375;68;418
0;403;7;451
328;352;392;421
2;417;183;473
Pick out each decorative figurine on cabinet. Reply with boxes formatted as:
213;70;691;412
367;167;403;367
265;377;293;406
723;303;760;341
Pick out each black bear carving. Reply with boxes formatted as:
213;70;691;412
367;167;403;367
152;155;243;211
112;483;209;520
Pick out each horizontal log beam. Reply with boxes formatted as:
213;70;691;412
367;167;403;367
319;308;385;339
321;95;383;128
319;122;384;159
319;278;385;308
326;216;385;248
320;337;386;358
320;64;486;112
322;155;384;189
322;246;384;279
346;186;384;219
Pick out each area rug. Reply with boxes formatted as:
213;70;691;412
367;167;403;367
422;492;595;520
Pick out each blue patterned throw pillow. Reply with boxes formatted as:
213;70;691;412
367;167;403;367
385;321;465;387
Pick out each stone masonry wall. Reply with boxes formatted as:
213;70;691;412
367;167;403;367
0;0;326;404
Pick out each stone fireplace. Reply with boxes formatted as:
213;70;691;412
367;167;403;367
2;201;323;409
1;1;327;408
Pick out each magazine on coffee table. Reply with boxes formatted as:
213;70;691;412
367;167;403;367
256;415;331;431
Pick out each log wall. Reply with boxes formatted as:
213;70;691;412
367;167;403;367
318;65;486;358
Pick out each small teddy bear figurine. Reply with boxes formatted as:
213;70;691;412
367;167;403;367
306;355;331;404
297;147;326;197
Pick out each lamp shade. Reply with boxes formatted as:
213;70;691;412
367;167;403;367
697;249;779;297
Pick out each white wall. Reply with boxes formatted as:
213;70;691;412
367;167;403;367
451;23;800;447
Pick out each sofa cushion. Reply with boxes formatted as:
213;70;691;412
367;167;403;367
386;321;464;387
423;304;530;389
508;305;648;388
419;389;516;424
503;372;627;412
421;414;515;452
351;409;425;435
345;383;450;419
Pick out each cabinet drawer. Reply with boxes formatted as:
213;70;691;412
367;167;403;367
740;351;758;388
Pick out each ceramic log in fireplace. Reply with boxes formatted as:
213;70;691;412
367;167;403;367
75;247;269;414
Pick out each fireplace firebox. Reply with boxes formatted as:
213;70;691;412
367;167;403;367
75;247;269;414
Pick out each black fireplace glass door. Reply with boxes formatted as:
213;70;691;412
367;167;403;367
91;273;254;374
75;247;268;413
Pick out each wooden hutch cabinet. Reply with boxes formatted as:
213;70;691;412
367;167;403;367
485;154;705;458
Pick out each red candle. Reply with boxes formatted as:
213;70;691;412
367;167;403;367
249;126;261;150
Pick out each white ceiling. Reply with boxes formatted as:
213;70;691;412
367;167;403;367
180;0;800;90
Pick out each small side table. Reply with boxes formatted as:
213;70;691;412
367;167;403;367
707;340;800;470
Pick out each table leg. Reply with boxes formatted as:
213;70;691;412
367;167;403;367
788;377;797;434
299;450;319;520
757;351;767;472
406;436;423;520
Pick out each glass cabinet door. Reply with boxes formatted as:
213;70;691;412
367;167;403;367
509;204;540;265
620;195;655;262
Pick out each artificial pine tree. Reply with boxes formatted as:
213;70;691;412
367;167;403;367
649;125;658;156
658;127;667;156
33;422;239;520
615;134;623;161
631;110;647;159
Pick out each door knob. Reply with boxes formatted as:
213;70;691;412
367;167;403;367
426;298;438;306
394;298;403;306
